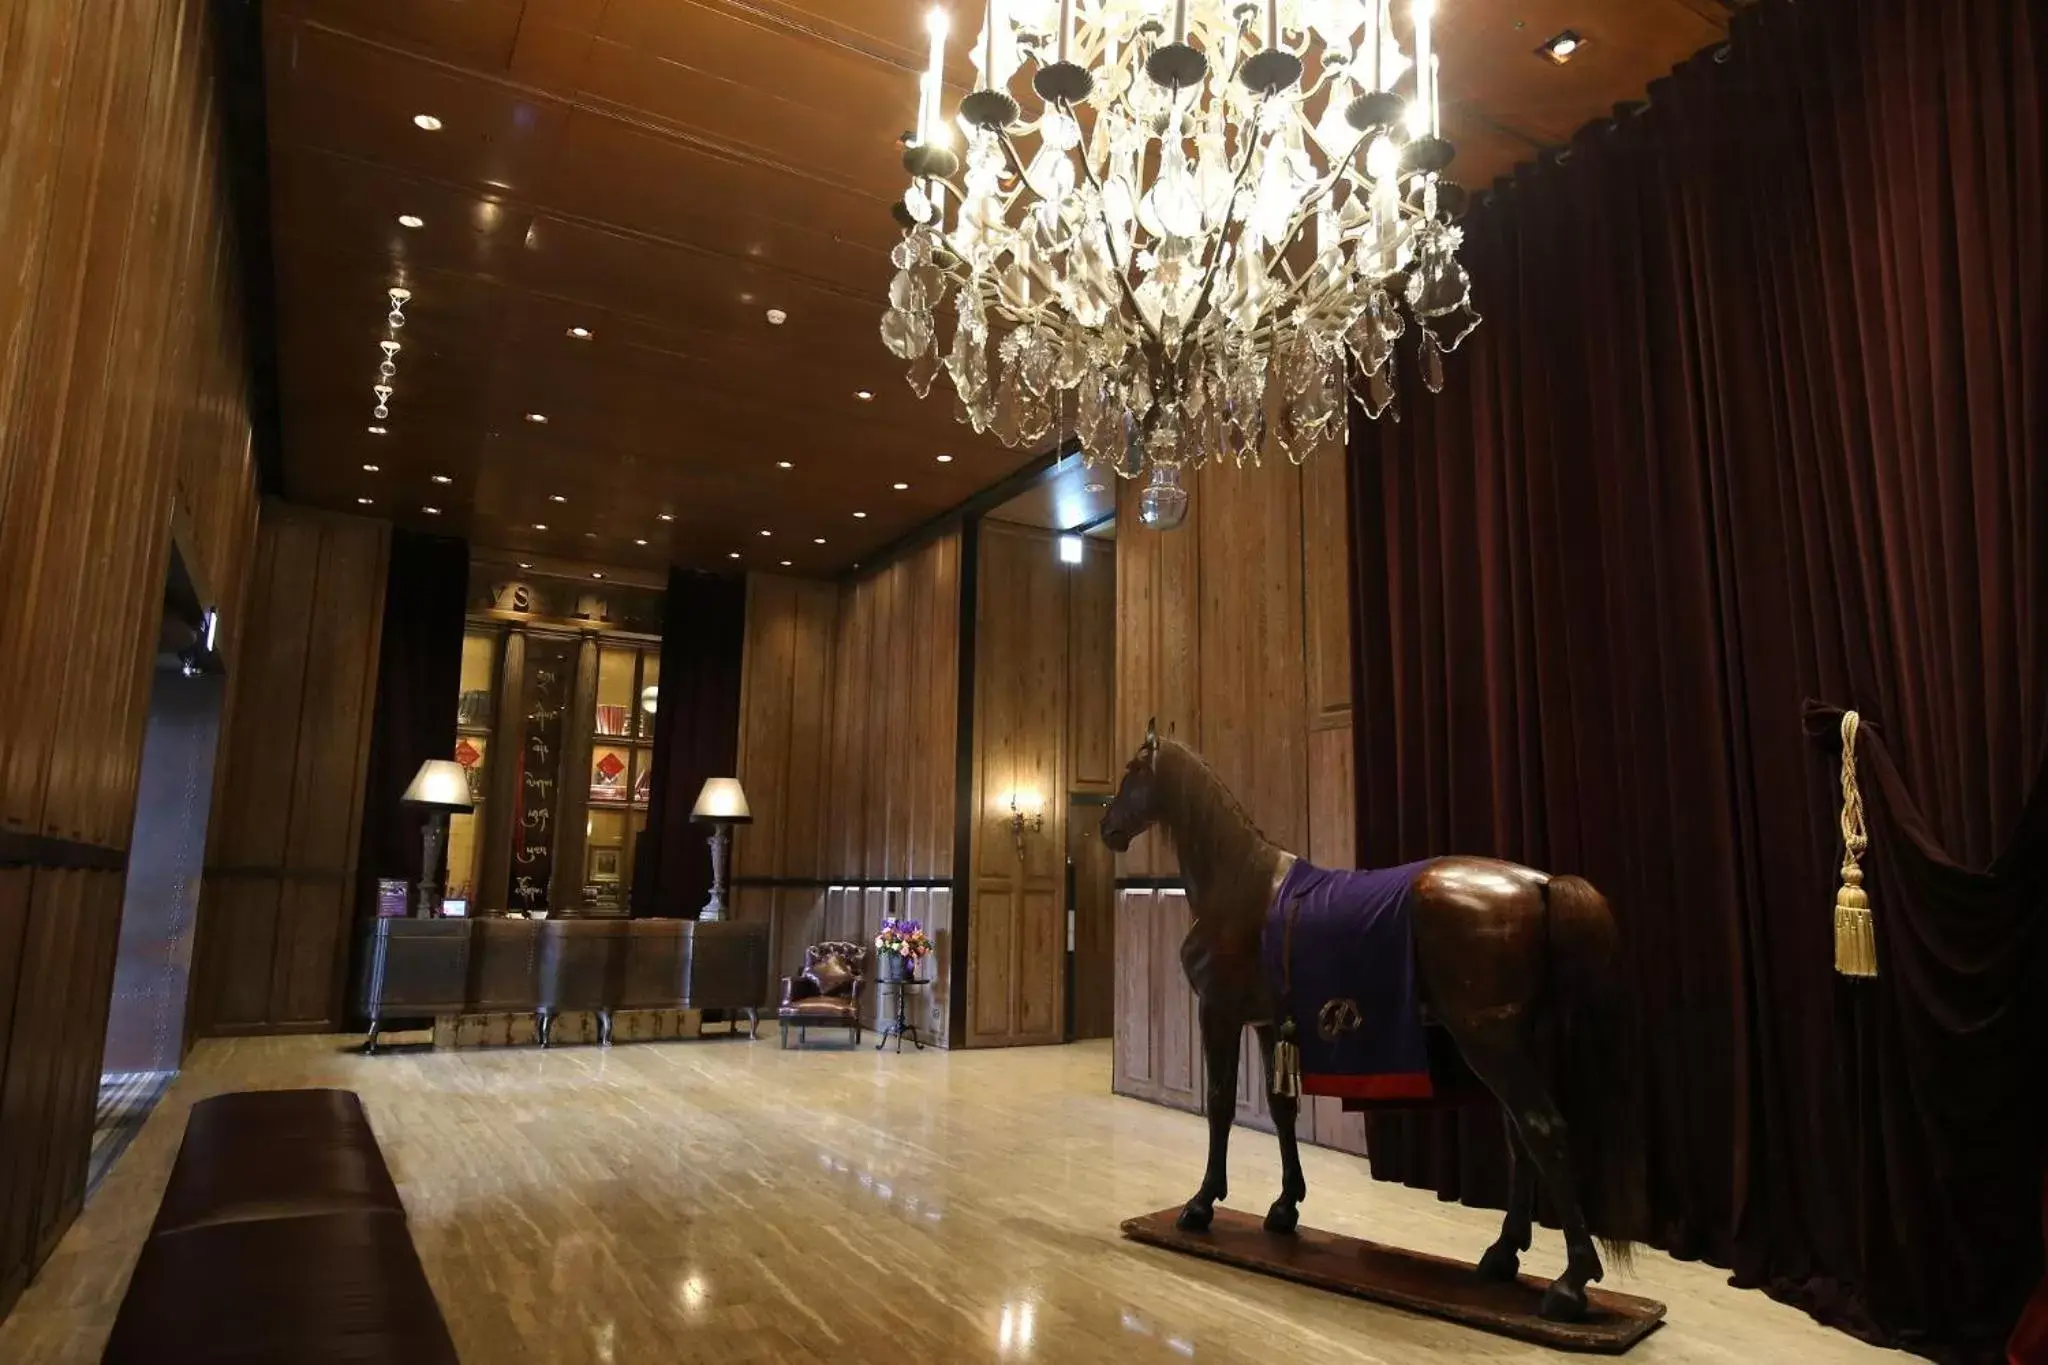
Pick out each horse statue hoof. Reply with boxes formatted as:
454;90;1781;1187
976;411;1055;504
1539;1281;1589;1323
1475;1243;1521;1283
1262;1200;1299;1235
1175;1203;1214;1233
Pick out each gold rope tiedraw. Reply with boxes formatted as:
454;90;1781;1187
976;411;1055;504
1834;711;1878;977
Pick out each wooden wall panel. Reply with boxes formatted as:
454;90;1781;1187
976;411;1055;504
0;0;261;1314
1067;545;1117;794
1111;438;1365;1157
731;534;962;1046
191;504;389;1036
966;523;1069;1048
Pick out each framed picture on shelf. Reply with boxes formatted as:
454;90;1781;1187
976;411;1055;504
588;846;621;883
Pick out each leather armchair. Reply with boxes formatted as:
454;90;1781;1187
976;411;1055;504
778;941;869;1048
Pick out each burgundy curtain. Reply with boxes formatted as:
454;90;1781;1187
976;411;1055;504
634;571;745;918
1346;1;2046;1360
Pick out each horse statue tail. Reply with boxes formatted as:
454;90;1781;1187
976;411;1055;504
1545;874;1647;1269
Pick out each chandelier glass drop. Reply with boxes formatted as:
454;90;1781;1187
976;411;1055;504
881;0;1479;529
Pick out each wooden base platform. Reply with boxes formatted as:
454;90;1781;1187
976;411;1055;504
1122;1206;1667;1354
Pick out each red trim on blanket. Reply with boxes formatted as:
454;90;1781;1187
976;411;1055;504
1302;1071;1435;1100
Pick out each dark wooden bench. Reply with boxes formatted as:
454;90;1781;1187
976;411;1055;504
103;1088;458;1363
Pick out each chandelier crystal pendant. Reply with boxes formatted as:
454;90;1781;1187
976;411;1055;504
882;0;1480;529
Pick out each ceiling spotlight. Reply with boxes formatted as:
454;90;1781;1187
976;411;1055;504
533;522;548;531
398;214;424;229
431;474;452;484
936;454;953;462
776;461;793;469
854;390;874;401
566;326;593;340
1538;30;1584;64
524;412;549;424
658;512;675;522
759;530;772;537
362;463;380;473
549;493;567;503
367;425;387;435
592;571;605;580
765;308;787;325
583;531;597;540
780;560;792;567
518;562;533;570
634;538;648;546
728;552;741;560
423;506;441;515
853;511;868;519
814;537;828;545
893;482;910;490
412;113;443;130
357;496;374;505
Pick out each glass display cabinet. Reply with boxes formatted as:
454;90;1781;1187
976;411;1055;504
443;567;664;916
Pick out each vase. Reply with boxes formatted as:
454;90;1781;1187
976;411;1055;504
879;950;909;983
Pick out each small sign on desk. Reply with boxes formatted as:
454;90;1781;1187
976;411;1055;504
376;879;409;918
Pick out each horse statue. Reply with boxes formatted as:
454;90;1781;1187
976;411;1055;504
1100;721;1642;1322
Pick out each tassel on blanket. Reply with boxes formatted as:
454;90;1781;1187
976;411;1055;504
1272;1021;1301;1098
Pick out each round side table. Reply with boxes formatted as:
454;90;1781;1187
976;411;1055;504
874;976;931;1052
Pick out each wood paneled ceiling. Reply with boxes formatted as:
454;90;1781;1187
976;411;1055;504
262;0;1733;574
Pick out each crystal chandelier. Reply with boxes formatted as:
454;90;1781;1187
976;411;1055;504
881;0;1479;529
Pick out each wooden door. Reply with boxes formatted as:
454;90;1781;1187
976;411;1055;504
1067;800;1115;1040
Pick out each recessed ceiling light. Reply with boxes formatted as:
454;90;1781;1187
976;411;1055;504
780;560;792;567
549;493;567;503
728;552;741;559
413;113;443;131
362;463;380;473
634;538;648;546
583;531;597;540
658;512;675;522
591;571;604;580
936;454;953;462
431;473;452;484
853;511;868;519
765;308;787;325
398;214;424;229
1538;29;1584;63
533;522;548;531
422;506;441;515
776;461;793;469
893;482;910;490
854;390;874;401
814;537;828;545
524;412;549;424
566;326;593;340
357;496;374;505
518;561;533;569
367;425;387;435
759;530;772;537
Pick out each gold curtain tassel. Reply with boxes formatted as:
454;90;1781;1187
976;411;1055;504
1833;712;1878;978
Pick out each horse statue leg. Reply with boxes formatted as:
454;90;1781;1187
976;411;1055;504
1177;1003;1242;1232
1476;1110;1537;1282
1460;1038;1605;1320
1253;1022;1307;1234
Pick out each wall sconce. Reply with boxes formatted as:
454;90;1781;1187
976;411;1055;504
1005;790;1045;859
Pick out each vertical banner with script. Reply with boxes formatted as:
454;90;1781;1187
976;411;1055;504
509;637;574;912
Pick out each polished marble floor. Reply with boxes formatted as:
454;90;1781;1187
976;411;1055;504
0;1034;1899;1364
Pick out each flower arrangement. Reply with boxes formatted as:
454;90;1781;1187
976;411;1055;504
874;917;933;963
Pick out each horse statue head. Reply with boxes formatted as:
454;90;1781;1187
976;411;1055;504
1101;717;1162;853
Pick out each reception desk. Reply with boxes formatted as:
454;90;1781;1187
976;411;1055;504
357;917;769;1051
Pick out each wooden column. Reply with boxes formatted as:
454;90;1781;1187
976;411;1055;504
550;634;599;909
479;627;526;914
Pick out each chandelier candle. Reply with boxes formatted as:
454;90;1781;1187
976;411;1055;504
882;0;1481;527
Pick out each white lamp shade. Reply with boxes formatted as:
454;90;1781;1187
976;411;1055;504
402;759;475;811
690;776;752;824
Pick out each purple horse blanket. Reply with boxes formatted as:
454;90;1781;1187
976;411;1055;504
1261;857;1435;1101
